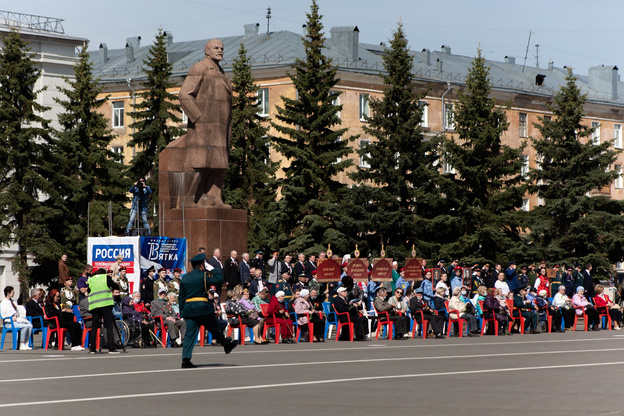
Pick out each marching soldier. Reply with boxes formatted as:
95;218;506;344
180;253;237;368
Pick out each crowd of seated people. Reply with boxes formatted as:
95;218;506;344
4;255;623;350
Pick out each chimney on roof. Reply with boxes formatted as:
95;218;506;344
436;58;443;72
125;42;134;63
164;31;173;46
244;23;260;38
504;56;516;65
99;43;108;65
548;60;553;71
126;36;141;50
422;49;430;66
330;26;359;60
588;65;618;100
441;45;451;55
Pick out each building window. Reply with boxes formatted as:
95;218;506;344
112;146;123;155
330;91;341;120
443;153;455;174
615;124;622;149
359;139;371;168
522;199;530;212
418;100;428;128
592;121;601;145
257;88;269;117
520;154;529;179
359;93;370;121
112;101;124;128
519;113;528;138
444;103;454;130
616;165;623;189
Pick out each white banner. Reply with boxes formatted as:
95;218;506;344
87;236;141;293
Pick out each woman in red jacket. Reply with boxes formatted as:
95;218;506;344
594;284;622;330
266;291;294;343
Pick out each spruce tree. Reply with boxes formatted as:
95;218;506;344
521;69;624;272
344;23;447;260
43;46;130;278
0;29;57;297
128;29;184;207
270;0;355;254
441;49;525;264
226;43;278;251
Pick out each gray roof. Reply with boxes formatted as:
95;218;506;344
89;26;624;106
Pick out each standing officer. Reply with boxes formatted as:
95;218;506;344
179;253;237;368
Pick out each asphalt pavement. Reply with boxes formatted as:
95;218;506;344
1;330;624;416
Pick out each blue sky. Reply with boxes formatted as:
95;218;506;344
3;0;623;74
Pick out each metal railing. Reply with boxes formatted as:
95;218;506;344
0;10;64;34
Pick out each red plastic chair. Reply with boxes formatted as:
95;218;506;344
331;304;354;342
478;300;499;336
81;317;101;350
260;303;281;344
152;315;169;347
506;299;525;334
410;310;428;339
373;305;394;340
43;310;67;350
294;313;314;343
226;315;248;345
445;301;467;337
572;304;588;331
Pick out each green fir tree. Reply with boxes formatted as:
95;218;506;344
441;49;526;264
519;69;624;273
43;46;130;279
270;0;356;254
344;23;447;260
226;43;278;251
128;29;184;214
0;29;57;297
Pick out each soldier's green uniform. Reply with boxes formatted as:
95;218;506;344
551;268;563;295
180;253;236;368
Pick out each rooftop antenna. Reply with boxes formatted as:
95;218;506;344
522;30;532;72
535;43;540;68
266;6;271;40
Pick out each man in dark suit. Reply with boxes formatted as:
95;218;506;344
25;288;45;329
333;287;369;341
582;263;595;297
250;250;265;277
306;254;317;279
179;253;237;368
249;268;267;299
240;252;251;285
223;250;239;291
207;248;223;295
294;253;307;278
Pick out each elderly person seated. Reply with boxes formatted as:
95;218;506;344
433;287;449;320
513;286;539;333
294;289;326;342
266;291;295;343
572;286;600;331
373;287;410;339
534;289;563;333
594;284;622;330
25;288;45;329
409;288;445;338
552;285;575;330
483;287;511;335
122;291;155;347
388;287;409;315
238;288;268;344
160;293;186;347
448;286;479;337
334;287;370;341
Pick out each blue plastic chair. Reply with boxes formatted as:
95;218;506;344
27;316;47;348
322;302;337;339
1;314;21;350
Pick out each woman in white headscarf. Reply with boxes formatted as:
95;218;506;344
294;289;326;342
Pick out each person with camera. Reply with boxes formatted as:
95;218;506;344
125;177;152;236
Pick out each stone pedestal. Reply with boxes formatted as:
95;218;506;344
159;147;248;259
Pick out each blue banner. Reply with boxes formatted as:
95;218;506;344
139;236;187;278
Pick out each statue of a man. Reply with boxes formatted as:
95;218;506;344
167;39;232;207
